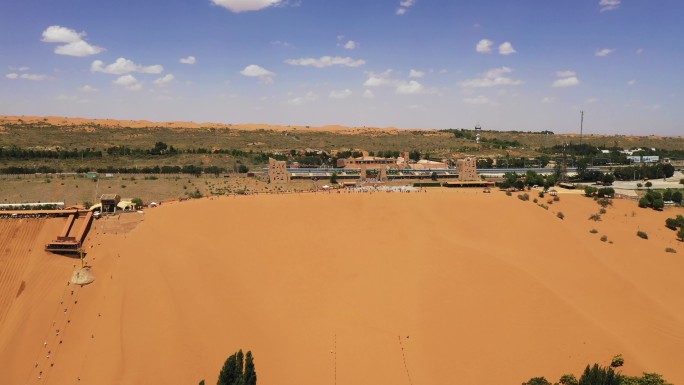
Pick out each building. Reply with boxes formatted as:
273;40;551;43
100;194;121;214
268;158;290;183
336;156;397;169
456;157;479;181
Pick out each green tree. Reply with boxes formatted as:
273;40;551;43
522;377;551;385
330;172;338;184
663;189;673;202
578;364;620;385
218;354;238;385
672;191;682;204
431;171;438;181
244;351;257;385
238;165;249;173
584;186;598;197
678;227;684;242
652;198;664;210
559;374;579;385
602;173;615;186
645;181;652;189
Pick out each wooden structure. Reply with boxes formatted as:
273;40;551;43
45;211;93;253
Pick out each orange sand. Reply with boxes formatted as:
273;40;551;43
1;190;683;385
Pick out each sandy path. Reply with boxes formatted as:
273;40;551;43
1;190;683;385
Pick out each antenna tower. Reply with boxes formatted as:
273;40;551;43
579;111;584;146
559;142;569;182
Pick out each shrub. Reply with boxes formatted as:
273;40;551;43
518;193;530;201
665;248;677;253
590;229;599;234
637;182;643;189
638;197;650;208
600;235;608;242
637;231;648;239
533;198;538;203
678;228;684;241
665;218;679;230
506;191;512;196
597;198;612;208
584;186;597;197
597;187;615;198
557;212;565;220
645;181;652;188
553;195;560;201
589;213;602;221
539;191;545;198
540;204;549;210
610;354;624;368
599;208;607;214
673;191;683;204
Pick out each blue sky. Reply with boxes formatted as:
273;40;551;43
1;0;682;135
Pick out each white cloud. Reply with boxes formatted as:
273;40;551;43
41;25;83;43
288;91;318;105
396;0;415;15
41;25;103;57
585;97;600;104
541;97;556;104
362;89;375;98
595;48;615;57
460;66;523;88
6;73;47;81
56;94;90;104
396;80;424;95
240;64;275;83
113;74;142;90
54;41;104;57
285;56;366;68
463;96;490;105
91;58;163;75
79;85;98;92
329;89;352;99
552;77;580;87
363;70;397;87
211;0;281;13
179;56;196;64
498;42;516;55
627;79;636;86
476;39;493;54
556;70;576;78
154;74;175;86
409;69;425;78
599;0;621;12
9;66;30;72
343;40;358;50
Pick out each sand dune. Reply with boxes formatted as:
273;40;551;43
1;190;683;385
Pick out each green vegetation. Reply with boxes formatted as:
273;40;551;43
638;191;665;211
601;235;608;242
590;229;599;234
589;214;602;221
518;193;530;201
665;248;677;254
637;231;648;240
557;212;565;220
522;357;672;385
330;172;338;184
217;350;256;385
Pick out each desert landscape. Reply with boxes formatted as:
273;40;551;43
1;189;683;385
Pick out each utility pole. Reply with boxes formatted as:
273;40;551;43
579;111;584;146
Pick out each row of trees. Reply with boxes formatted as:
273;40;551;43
0;147;102;159
213;350;256;385
523;355;672;385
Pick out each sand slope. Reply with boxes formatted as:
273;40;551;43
1;190;683;385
